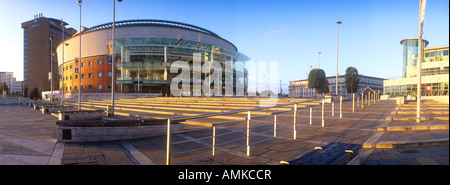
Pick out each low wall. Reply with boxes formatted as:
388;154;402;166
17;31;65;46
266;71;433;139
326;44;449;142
56;124;184;143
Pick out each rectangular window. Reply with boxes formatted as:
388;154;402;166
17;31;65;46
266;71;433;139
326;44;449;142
88;61;93;66
74;86;78;90
81;74;85;79
107;84;112;89
107;72;112;77
98;60;102;65
88;85;92;90
81;62;85;67
98;72;102;77
444;50;449;56
88;73;92;78
81;85;84;90
98;84;102;90
75;75;78;79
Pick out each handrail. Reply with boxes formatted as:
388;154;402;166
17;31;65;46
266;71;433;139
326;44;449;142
168;95;343;122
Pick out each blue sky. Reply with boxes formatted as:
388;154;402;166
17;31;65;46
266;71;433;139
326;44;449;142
0;0;448;92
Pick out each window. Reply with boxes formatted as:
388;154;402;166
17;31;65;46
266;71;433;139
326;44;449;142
425;52;435;58
107;72;112;77
98;85;102;90
81;85;84;90
74;86;78;90
98;60;102;65
88;85;92;90
88;61;93;66
75;75;78;79
107;84;112;89
69;86;72;90
444;50;449;56
88;73;92;78
81;62;85;67
98;72;102;77
81;74;84;79
70;65;72;69
69;76;72;80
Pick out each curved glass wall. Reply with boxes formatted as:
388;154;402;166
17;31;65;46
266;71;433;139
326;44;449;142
401;39;428;78
113;37;250;95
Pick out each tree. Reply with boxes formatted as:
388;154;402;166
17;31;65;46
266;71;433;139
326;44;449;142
344;67;360;94
308;69;329;98
30;87;41;100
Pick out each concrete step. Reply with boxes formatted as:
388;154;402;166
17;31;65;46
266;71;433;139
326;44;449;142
391;110;449;115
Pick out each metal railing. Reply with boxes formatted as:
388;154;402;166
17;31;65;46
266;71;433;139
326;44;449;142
164;95;358;165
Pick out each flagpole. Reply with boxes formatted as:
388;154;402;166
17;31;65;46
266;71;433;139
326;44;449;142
417;0;426;123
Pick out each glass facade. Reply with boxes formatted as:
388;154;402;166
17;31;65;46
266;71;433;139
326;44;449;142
113;37;250;95
384;82;448;96
401;39;428;78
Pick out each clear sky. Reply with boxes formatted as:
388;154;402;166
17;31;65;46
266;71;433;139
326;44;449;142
0;0;448;93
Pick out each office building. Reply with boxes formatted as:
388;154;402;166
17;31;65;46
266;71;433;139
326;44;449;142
383;39;449;99
21;14;77;97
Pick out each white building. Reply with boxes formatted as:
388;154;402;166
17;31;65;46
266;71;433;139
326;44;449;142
383;40;448;103
0;72;23;93
289;75;384;98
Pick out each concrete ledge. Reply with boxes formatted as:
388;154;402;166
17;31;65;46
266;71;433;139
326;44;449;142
377;125;449;132
56;124;184;143
362;138;449;149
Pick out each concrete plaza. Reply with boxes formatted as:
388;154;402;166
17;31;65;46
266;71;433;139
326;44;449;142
0;97;448;165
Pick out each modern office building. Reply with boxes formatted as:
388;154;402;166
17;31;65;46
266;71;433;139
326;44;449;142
289;75;384;98
383;39;449;99
21;14;77;97
57;19;250;97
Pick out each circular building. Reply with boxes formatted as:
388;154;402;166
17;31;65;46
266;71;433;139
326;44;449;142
57;19;249;97
400;38;429;78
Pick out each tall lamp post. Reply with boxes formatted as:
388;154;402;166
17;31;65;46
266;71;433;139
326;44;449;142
111;0;123;116
50;37;54;104
77;0;82;110
60;21;66;106
336;20;342;95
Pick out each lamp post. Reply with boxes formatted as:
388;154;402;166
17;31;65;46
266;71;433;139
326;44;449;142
50;36;54;104
60;21;66;106
111;0;123;116
336;20;342;95
77;0;82;110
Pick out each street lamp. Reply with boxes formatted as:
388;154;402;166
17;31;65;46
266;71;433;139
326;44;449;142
336;20;342;95
77;0;82;110
111;0;123;117
50;36;54;104
60;21;67;106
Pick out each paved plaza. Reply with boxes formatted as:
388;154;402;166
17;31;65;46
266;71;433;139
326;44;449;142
0;97;448;165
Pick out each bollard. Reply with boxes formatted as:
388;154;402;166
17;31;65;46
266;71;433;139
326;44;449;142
293;104;297;140
361;93;364;109
352;93;355;113
274;115;277;138
310;107;312;125
246;111;251;157
340;96;343;119
322;99;325;127
166;119;171;165
212;126;216;156
368;92;371;106
332;102;335;116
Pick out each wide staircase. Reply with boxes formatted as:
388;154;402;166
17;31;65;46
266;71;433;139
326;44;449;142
388;100;449;121
65;97;324;126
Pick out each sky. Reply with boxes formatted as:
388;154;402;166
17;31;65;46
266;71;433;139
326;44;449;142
0;0;448;93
